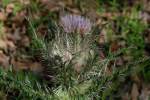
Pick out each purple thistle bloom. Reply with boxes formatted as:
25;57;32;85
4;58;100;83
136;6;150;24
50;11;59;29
60;14;92;34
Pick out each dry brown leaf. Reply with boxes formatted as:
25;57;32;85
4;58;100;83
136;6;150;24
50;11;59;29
0;39;15;50
64;0;73;6
6;4;14;14
0;12;6;21
13;10;26;24
6;40;16;51
11;59;29;71
0;51;9;69
12;28;22;42
29;62;43;74
11;59;43;73
131;83;139;100
20;35;30;47
42;0;61;12
0;40;7;50
65;7;81;14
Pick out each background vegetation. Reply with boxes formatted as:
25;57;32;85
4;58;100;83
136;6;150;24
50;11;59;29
0;0;150;100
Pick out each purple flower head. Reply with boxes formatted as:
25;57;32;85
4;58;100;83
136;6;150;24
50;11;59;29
60;14;92;34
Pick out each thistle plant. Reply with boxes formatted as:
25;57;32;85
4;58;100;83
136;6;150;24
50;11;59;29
28;14;109;99
52;14;94;72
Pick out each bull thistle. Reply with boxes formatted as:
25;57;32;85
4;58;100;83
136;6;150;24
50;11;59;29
50;14;94;72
